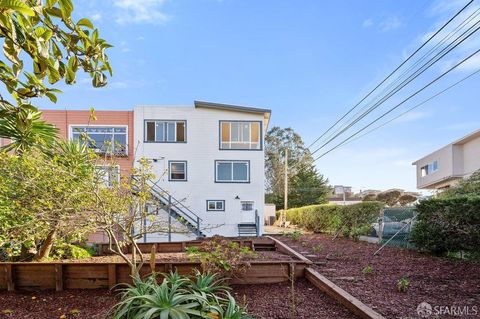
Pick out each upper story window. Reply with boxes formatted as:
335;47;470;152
145;120;186;143
421;160;438;177
71;126;127;156
215;160;250;183
220;121;261;150
169;161;187;181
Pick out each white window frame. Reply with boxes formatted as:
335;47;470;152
241;200;255;211
215;160;250;183
145;120;186;143
206;200;225;211
220;121;262;150
95;165;120;188
421;160;439;177
169;161;187;181
69;124;128;156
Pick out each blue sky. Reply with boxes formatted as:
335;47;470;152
36;0;480;193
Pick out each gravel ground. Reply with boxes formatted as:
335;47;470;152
275;233;480;319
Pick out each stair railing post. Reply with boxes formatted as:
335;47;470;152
168;195;172;242
196;217;200;238
255;209;260;237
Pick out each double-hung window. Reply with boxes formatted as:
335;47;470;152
145;120;186;142
206;200;225;211
71;126;127;155
215;160;250;183
220;121;261;150
169;161;187;181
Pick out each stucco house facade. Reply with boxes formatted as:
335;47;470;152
39;101;271;241
412;129;480;190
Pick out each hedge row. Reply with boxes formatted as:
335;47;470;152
411;196;480;256
278;201;384;239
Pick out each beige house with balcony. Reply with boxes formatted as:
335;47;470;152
413;129;480;190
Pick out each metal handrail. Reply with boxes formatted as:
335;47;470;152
148;178;203;222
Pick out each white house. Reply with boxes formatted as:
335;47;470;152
412;129;480;190
134;101;271;241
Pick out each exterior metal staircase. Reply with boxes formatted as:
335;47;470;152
133;177;205;239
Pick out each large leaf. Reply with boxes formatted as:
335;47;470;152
58;0;73;19
0;0;35;16
77;18;93;29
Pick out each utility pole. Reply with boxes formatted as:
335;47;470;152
284;148;288;210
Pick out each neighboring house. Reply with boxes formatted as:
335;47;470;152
39;101;271;241
413;129;480;190
327;197;363;206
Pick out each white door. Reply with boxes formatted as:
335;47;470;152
240;201;255;223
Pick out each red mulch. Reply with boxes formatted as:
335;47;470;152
0;280;358;319
275;233;480;319
0;289;117;319
232;279;359;319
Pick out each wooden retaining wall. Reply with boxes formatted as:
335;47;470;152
0;260;309;291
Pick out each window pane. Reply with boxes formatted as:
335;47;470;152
241;201;254;211
156;122;164;141
241;123;250;142
114;134;126;154
208;202;216;210
221;122;230;143
251;122;260;143
170;162;186;180
216;201;223;210
233;162;248;181
89;134;112;152
231;123;240;142
167;122;175;142
146;122;155;141
217;162;232;181
176;122;185;142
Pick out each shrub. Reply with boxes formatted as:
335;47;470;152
279;202;383;239
396;277;410;293
50;243;94;260
411;196;480;256
113;271;250;319
186;236;256;277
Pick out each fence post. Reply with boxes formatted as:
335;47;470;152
255;209;260;237
108;264;117;289
55;264;63;291
6;264;14;291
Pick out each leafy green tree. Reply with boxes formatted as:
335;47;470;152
398;194;417;206
0;140;96;260
440;170;480;198
376;189;402;207
265;126;330;209
0;0;111;151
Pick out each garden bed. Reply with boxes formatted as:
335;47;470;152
0;279;359;319
275;233;480;318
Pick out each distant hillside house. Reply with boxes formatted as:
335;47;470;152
413;129;480;190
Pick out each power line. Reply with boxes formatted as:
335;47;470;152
320;7;480;147
305;0;474;151
344;68;480;146
312;48;480;161
310;15;480;157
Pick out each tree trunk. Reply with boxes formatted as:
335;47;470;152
35;228;57;261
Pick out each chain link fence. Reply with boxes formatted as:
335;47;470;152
373;207;416;249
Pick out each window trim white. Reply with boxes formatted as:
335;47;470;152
69;124;128;156
240;200;255;212
95;165;120;188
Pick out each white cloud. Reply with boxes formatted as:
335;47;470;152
379;16;403;32
362;18;374;28
113;0;170;25
90;12;102;21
